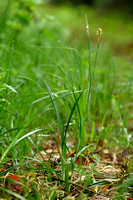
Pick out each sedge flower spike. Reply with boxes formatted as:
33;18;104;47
96;28;102;41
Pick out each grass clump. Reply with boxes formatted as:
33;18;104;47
0;1;133;199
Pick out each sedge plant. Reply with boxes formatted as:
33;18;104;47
1;2;132;198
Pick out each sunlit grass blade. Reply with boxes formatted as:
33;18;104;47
1;129;43;162
85;14;91;114
42;78;62;133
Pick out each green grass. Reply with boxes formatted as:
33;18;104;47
0;1;133;199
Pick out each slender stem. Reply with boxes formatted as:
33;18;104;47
92;40;101;78
85;15;92;115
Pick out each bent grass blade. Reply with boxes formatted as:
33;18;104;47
1;129;43;162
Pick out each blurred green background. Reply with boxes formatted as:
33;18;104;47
0;0;133;162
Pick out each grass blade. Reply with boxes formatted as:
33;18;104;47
1;129;43;162
43;78;62;133
0;187;26;200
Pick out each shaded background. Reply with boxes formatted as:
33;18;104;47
49;0;133;14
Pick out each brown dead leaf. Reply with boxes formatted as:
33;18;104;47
5;175;23;194
129;118;133;132
100;184;111;192
0;166;5;173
